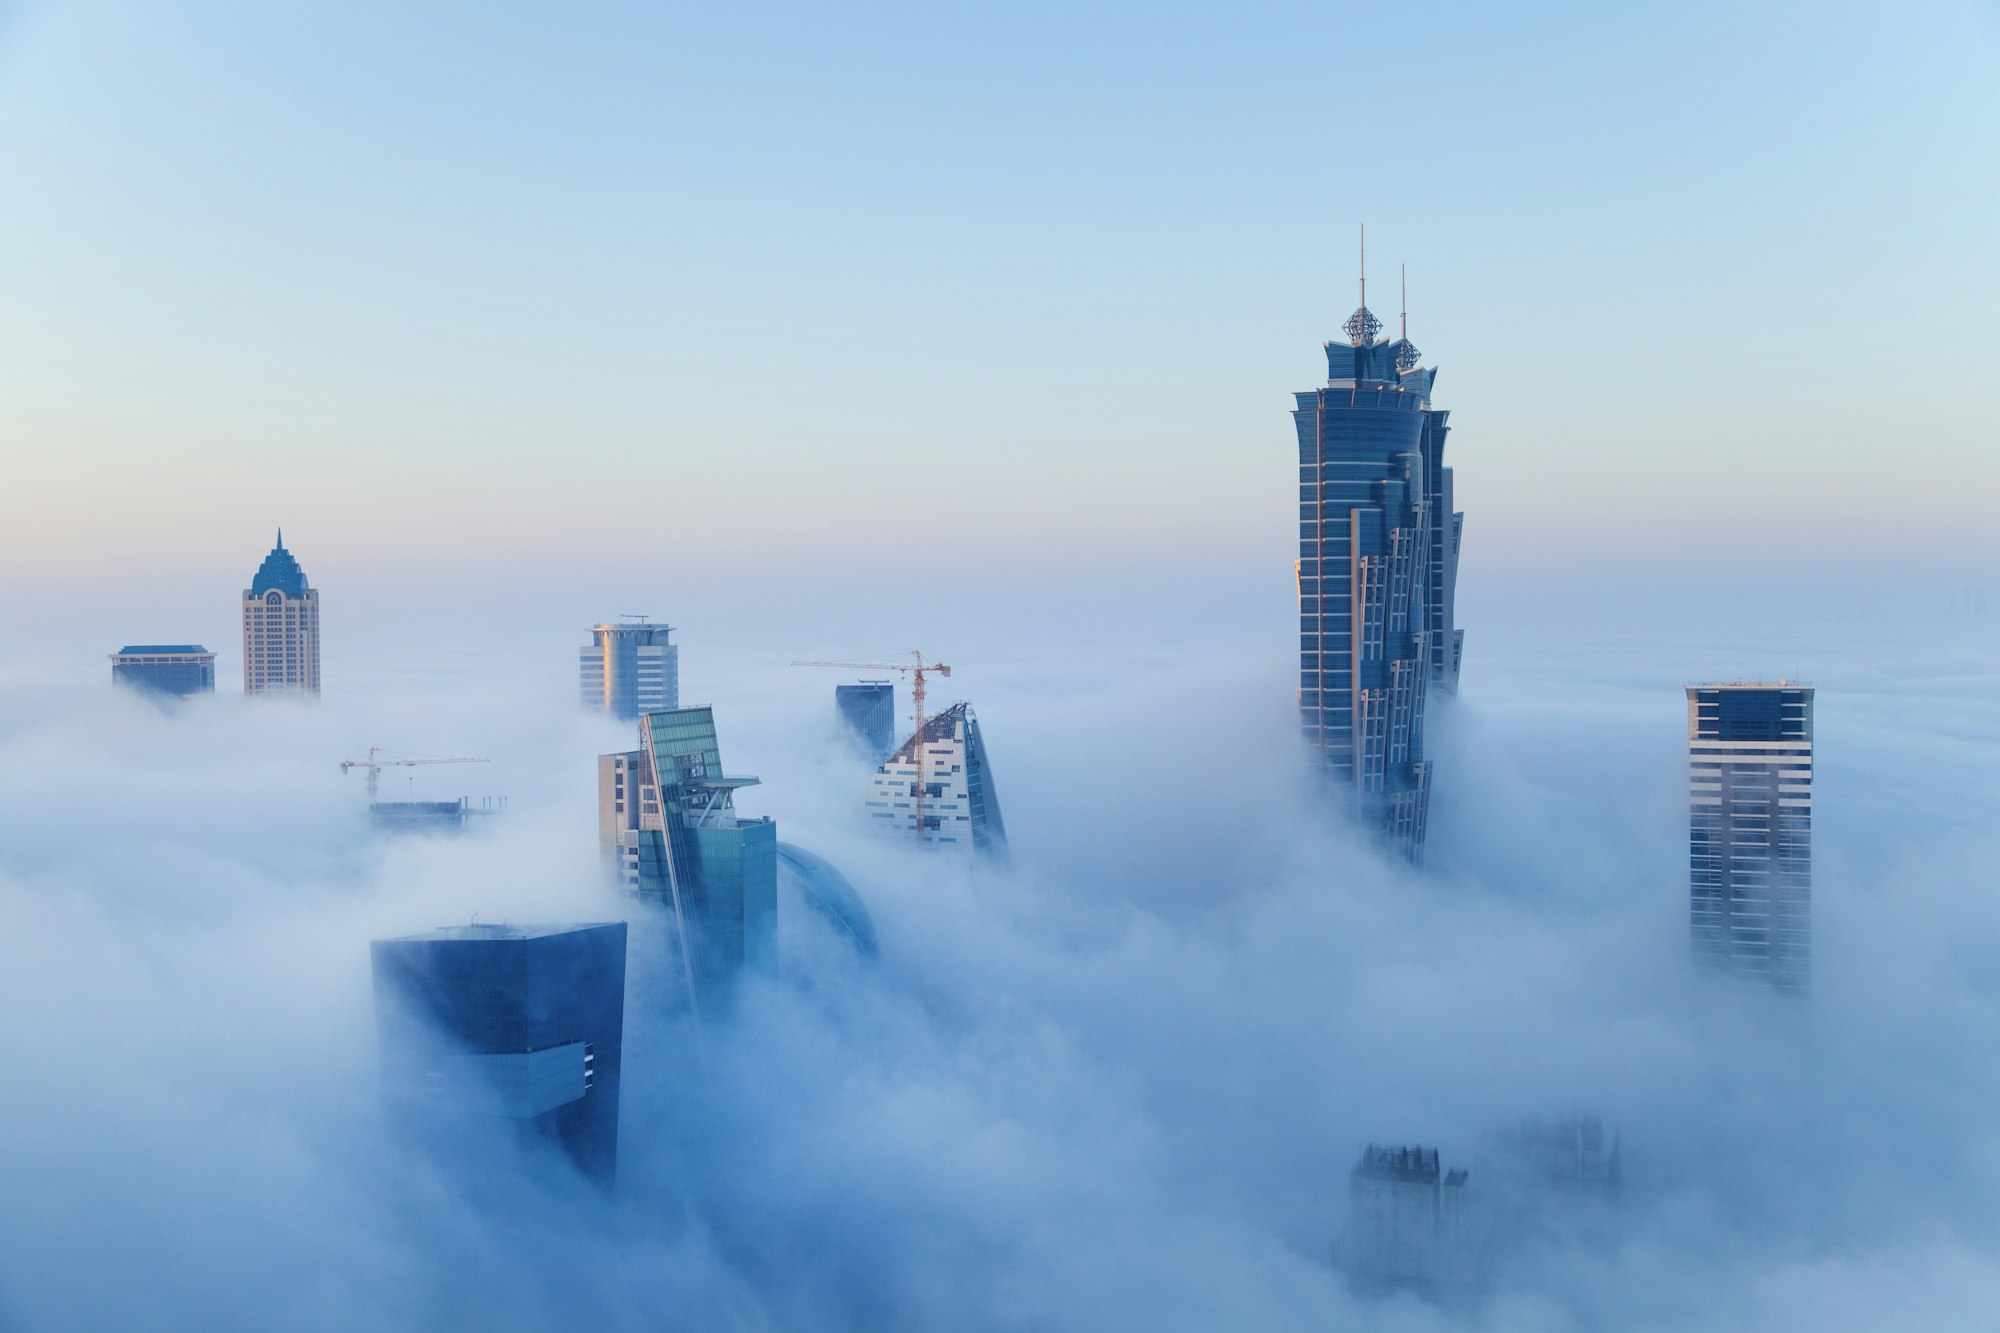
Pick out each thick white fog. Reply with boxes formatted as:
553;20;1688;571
0;571;1996;1331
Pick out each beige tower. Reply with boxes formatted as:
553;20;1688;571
242;531;320;695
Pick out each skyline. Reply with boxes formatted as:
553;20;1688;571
3;0;1998;589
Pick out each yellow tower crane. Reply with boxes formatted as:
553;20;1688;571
339;747;489;803
792;651;952;843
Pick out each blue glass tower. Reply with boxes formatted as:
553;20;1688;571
370;922;627;1186
1295;248;1463;856
633;706;777;1010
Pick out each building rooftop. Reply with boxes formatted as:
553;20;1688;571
249;530;311;597
113;645;212;656
886;701;972;763
1354;1144;1442;1184
377;922;623;943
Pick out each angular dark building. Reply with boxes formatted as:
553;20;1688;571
1295;245;1463;857
110;644;215;697
1688;682;1814;994
835;680;896;761
370;922;627;1185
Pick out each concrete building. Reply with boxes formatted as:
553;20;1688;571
1688;682;1814;994
1344;1144;1476;1292
580;620;677;721
597;706;776;1009
835;680;896;761
370;922;627;1185
1294;251;1463;857
242;531;320;696
862;701;1007;857
110;644;214;697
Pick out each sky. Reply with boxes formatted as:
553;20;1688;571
2;0;1997;610
3;2;2000;1329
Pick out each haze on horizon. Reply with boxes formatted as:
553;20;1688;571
2;2;2000;1331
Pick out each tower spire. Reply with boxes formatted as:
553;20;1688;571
276;527;284;549
1341;222;1382;347
1395;263;1421;373
1400;263;1407;344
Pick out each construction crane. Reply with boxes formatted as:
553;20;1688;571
339;747;489;802
792;651;951;842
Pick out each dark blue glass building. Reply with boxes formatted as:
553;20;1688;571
369;922;627;1185
1294;259;1463;856
110;645;215;697
835;681;896;761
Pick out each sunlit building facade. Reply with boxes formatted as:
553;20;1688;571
242;532;319;696
1688;682;1814;994
580;620;677;721
1294;275;1462;857
862;701;1007;857
597;706;775;1009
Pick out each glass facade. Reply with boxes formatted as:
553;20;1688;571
861;702;1008;858
110;645;215;698
1688;683;1814;994
835;681;896;762
1295;305;1462;857
369;922;627;1185
580;621;677;720
629;706;777;1005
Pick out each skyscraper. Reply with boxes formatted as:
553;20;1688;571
1343;1145;1477;1291
370;922;627;1185
599;706;775;1008
862;701;1007;857
579;620;677;721
1688;682;1814;994
110;644;215;697
835;681;896;761
242;532;320;696
1294;244;1462;856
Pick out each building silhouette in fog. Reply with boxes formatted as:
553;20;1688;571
242;532;319;696
370;922;626;1185
110;645;214;698
863;702;1008;857
1294;249;1463;858
1343;1144;1476;1292
1687;681;1814;994
580;620;677;721
835;681;896;761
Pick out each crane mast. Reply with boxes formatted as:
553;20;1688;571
792;651;952;842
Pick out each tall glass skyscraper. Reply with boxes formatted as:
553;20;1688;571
1687;682;1814;994
1294;258;1463;856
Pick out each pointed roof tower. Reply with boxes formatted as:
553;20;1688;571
250;531;311;597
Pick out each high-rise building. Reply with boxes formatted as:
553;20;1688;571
579;620;677;721
1295;247;1463;857
1688;682;1814;994
242;531;320;696
1343;1145;1476;1291
598;706;775;1007
598;749;647;891
862;701;1007;857
369;922;627;1185
110;644;215;697
835;681;896;761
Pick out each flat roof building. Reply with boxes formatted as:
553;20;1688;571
580;620;677;721
1688;681;1814;995
370;922;627;1185
110;644;215;698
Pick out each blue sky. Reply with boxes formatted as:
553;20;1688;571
2;0;1995;602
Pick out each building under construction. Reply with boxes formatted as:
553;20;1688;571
862;702;1007;858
